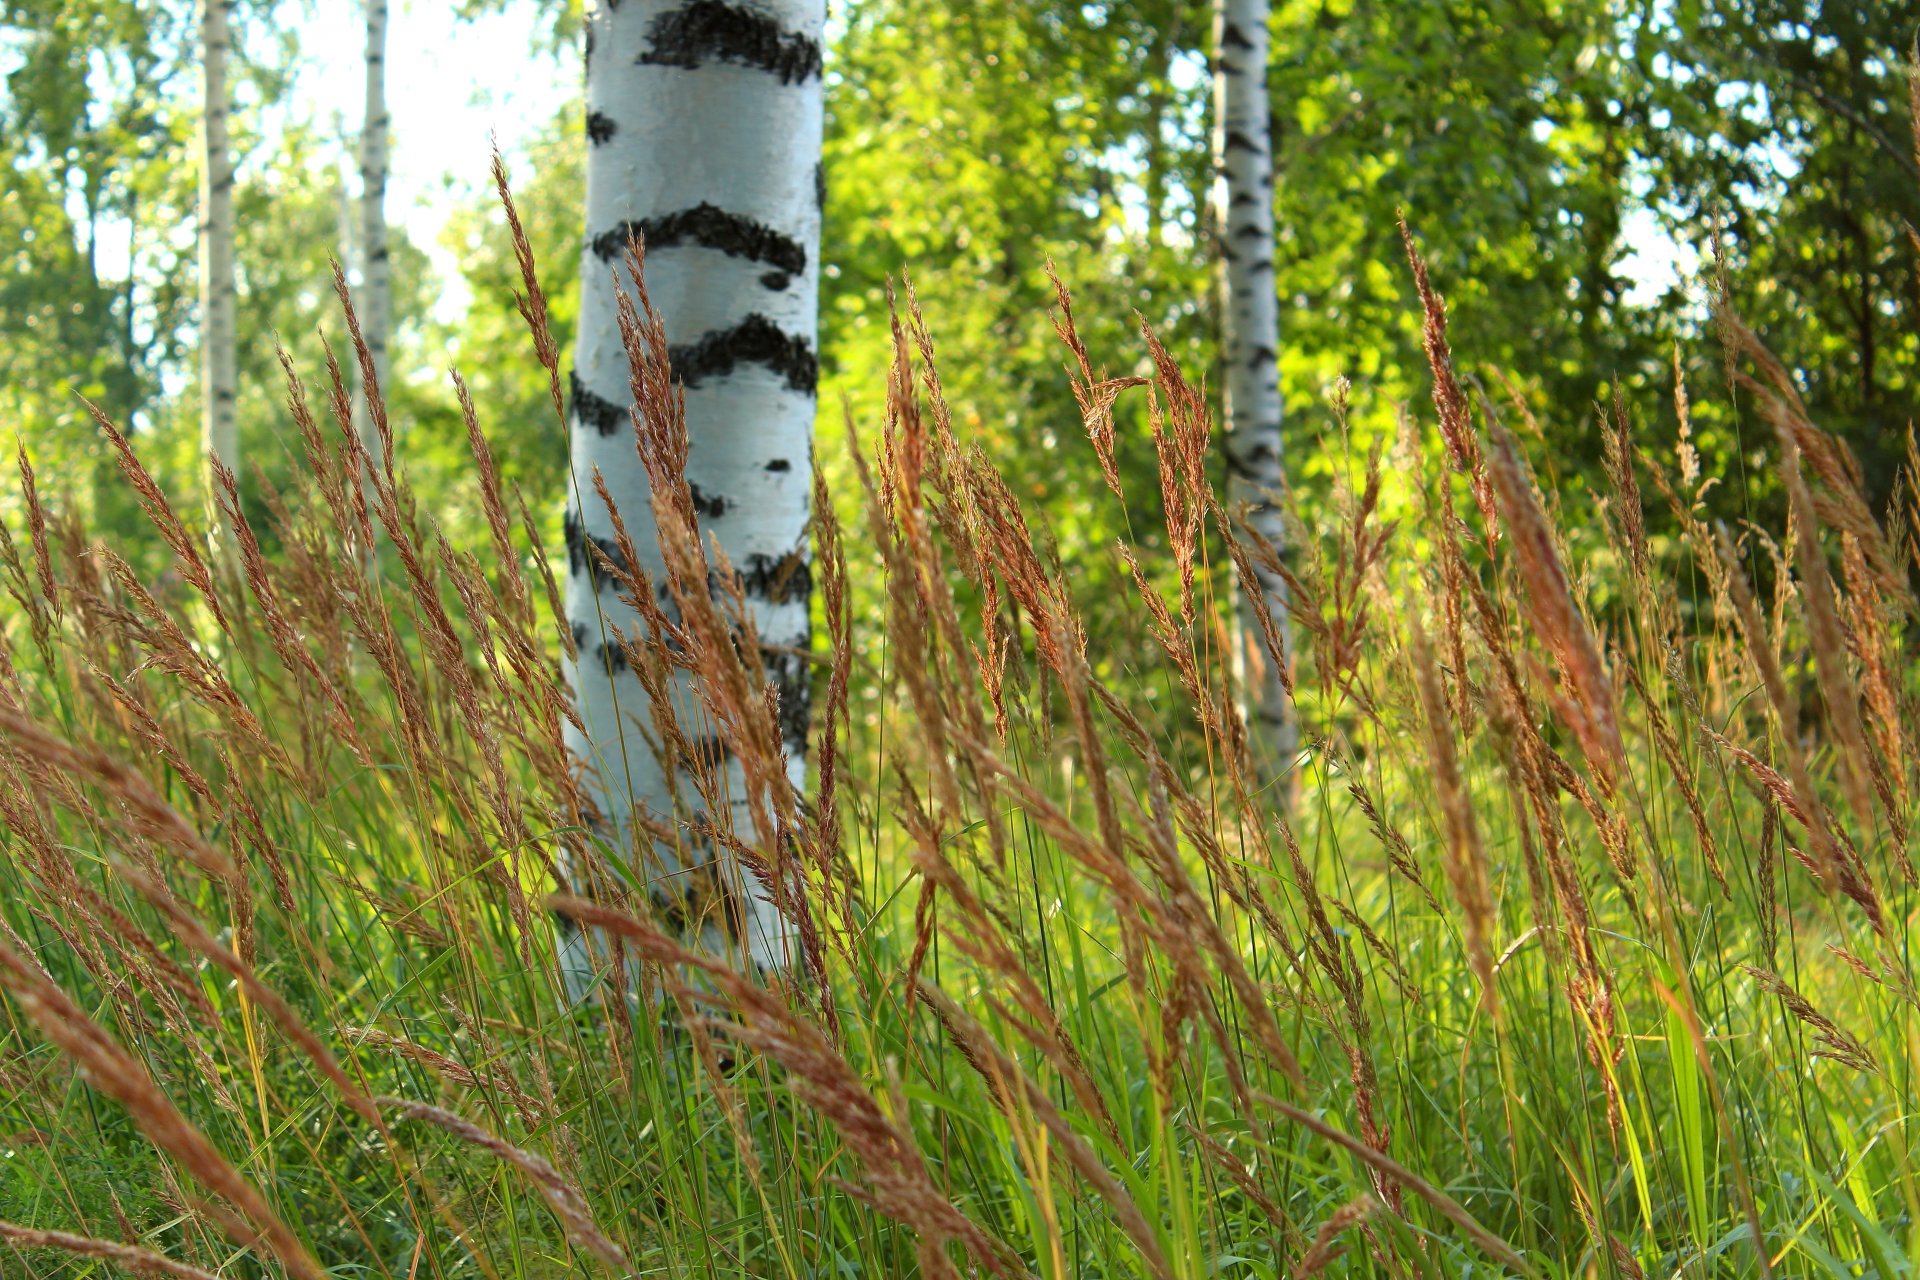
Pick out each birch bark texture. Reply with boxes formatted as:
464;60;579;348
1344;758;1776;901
354;0;392;457
1212;0;1295;780
198;0;238;483
560;0;825;980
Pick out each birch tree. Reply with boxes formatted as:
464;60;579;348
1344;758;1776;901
199;0;237;485
559;0;826;983
1212;0;1293;780
354;0;391;458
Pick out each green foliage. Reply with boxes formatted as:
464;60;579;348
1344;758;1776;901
403;104;583;555
1639;0;1920;510
0;0;187;537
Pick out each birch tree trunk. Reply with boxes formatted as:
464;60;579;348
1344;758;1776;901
1212;0;1295;783
199;0;238;487
560;0;825;985
354;0;391;458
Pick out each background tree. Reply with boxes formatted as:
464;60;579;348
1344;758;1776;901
198;0;237;488
353;0;392;461
822;0;1219;737
1213;0;1294;782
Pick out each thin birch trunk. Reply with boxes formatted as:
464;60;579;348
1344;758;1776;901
354;0;391;460
1213;0;1295;783
560;0;826;986
199;0;238;490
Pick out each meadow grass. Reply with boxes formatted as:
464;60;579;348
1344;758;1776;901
0;193;1915;1279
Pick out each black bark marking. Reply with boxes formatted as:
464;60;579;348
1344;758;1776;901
1224;129;1262;154
569;520;810;618
1248;344;1277;369
594;638;629;675
670;314;817;393
566;507;634;590
586;110;617;144
1222;21;1254;50
639;0;822;84
760;271;791;291
763;645;811;753
687;482;733;518
764;458;791;472
680;734;732;771
590;202;807;275
737;548;812;605
570;369;629;437
1229;437;1280;469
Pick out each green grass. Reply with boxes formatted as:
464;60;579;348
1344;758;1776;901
0;242;1916;1280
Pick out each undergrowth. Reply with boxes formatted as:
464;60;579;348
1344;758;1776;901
0;181;1916;1280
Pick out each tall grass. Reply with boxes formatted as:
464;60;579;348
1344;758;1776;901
0;180;1915;1279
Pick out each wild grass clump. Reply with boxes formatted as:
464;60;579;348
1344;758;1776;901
1;180;1917;1279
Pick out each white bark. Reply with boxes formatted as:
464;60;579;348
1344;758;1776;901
561;0;825;985
199;0;238;487
354;0;392;458
1212;0;1294;781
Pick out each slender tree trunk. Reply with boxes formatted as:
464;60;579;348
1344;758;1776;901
355;0;391;458
1213;0;1294;787
199;0;238;488
560;0;826;985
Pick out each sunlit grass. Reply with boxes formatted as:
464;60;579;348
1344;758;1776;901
0;197;1915;1279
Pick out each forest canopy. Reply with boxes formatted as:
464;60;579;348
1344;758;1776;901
6;0;1912;550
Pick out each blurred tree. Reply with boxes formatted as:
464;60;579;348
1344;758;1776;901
409;105;583;547
1638;0;1920;511
200;0;238;494
352;0;392;464
0;0;431;560
1266;0;1658;471
0;0;187;538
824;0;1218;702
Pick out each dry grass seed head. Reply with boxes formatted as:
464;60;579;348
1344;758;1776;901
1296;1194;1379;1277
0;936;327;1280
1407;607;1500;1021
1741;965;1878;1074
0;1221;225;1280
379;1094;626;1269
1482;418;1625;790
